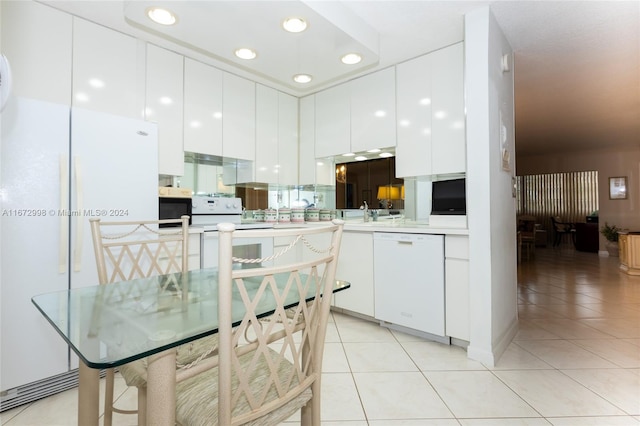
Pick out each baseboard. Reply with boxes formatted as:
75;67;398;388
467;317;519;367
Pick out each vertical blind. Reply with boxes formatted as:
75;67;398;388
516;171;599;235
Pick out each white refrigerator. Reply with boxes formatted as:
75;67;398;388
0;97;158;406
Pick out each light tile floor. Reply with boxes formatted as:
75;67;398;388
2;247;639;425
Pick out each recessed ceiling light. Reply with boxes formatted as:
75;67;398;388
343;153;355;157
293;74;312;83
341;53;362;65
235;48;257;60
147;7;176;25
367;148;381;153
379;152;393;158
282;17;307;33
355;156;367;161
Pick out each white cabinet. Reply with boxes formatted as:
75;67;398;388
333;232;375;317
315;83;350;158
445;234;469;341
183;58;223;156
255;85;279;183
254;86;298;185
223;72;256;161
299;95;335;186
146;44;184;176
350;67;396;152
72;18;143;119
0;1;72;105
396;43;465;177
277;92;299;186
396;53;433;177
188;233;201;270
431;43;465;175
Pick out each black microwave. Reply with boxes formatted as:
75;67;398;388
159;196;192;227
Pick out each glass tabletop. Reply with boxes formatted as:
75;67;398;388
32;267;350;369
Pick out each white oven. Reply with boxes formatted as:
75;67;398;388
191;196;274;269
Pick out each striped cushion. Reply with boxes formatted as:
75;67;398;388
118;335;220;388
175;348;313;426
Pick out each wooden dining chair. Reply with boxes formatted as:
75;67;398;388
90;215;218;426
174;220;344;426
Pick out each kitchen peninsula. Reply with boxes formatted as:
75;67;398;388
618;232;640;276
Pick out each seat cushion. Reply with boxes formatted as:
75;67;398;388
175;348;313;426
118;335;220;388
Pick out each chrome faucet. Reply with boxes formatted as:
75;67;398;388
362;201;369;222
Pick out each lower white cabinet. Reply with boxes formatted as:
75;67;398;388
333;232;375;317
445;235;469;341
188;233;201;270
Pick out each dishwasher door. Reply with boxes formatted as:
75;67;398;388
374;232;445;336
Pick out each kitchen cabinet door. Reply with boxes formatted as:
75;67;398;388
444;235;469;341
333;232;375;317
350;67;396;153
299;95;335;186
183;58;223;156
72;18;142;119
396;53;433;177
255;85;279;183
146;44;184;176
223;72;256;161
315;83;350;158
277;92;299;186
431;43;465;175
1;1;72;105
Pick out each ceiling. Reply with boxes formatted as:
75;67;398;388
40;0;639;157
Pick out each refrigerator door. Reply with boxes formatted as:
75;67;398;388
1;97;71;391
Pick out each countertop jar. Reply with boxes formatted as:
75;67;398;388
278;208;291;223
264;209;277;223
291;208;305;223
319;209;331;221
253;210;265;222
306;208;319;222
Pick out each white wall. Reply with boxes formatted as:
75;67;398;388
518;146;640;250
465;6;518;366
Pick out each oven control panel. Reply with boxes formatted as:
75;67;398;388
192;196;243;215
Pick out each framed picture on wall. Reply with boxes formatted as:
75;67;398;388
609;176;628;200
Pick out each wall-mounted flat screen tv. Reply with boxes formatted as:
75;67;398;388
431;178;466;215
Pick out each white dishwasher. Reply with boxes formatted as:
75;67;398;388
374;232;445;337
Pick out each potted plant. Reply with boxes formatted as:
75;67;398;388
600;222;620;257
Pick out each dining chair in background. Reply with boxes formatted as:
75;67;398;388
174;220;344;426
90;215;218;426
517;215;537;262
550;216;576;247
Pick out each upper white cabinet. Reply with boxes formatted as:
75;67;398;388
315;83;350;158
1;1;72;105
396;43;465;177
255;85;298;185
255;85;279;183
277;92;299;186
183;58;223;156
146;44;184;176
396;53;433;177
431;43;465;175
222;73;256;161
299;95;335;186
72;18;143;119
350;67;396;152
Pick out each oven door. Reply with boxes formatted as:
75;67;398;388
201;231;274;269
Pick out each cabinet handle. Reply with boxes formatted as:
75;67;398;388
58;155;69;274
73;156;83;272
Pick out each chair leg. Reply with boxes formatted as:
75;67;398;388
104;368;115;426
137;386;147;426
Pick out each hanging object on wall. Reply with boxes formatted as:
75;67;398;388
0;54;12;112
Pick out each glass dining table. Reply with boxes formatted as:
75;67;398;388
32;267;350;426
